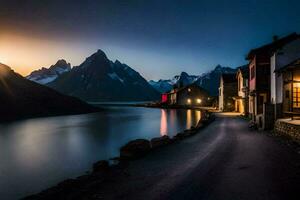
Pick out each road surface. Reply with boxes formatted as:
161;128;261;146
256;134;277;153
111;113;300;200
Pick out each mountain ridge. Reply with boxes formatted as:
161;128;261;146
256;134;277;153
149;65;238;96
48;50;160;102
0;63;97;122
27;59;71;84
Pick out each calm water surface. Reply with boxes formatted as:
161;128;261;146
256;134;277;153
0;106;201;199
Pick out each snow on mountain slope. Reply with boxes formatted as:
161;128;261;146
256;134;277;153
27;59;71;84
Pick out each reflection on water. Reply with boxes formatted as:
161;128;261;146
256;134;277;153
160;109;168;136
0;107;201;200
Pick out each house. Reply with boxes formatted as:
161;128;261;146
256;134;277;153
234;65;249;115
246;33;300;129
275;59;300;118
161;84;210;106
218;74;237;111
270;34;300;119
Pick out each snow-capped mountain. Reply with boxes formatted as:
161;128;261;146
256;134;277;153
48;50;160;102
27;59;71;84
149;72;199;93
149;65;237;95
148;79;174;93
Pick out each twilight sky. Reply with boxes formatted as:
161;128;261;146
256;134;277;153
0;0;300;80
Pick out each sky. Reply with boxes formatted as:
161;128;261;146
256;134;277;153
0;0;300;80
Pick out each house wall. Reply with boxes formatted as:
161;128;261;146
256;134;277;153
249;57;256;92
222;82;237;111
282;69;300;114
177;85;209;106
271;39;300;106
218;78;224;110
236;70;249;115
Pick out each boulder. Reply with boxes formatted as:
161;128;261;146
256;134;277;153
174;132;190;140
120;139;151;159
93;160;109;173
151;135;171;148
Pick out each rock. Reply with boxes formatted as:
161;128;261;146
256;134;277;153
93;160;109;173
120;139;151;159
174;132;190;140
151;135;171;148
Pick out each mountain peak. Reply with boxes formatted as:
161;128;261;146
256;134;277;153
180;71;189;77
0;63;12;76
27;59;71;84
93;49;107;58
55;59;69;66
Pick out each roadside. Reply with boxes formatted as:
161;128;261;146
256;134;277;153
24;113;300;200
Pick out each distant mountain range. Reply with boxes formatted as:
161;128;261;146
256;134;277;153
27;59;71;84
0;63;96;122
149;65;237;96
47;50;160;102
25;50;237;101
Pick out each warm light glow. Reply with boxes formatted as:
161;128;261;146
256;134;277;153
160;109;168;136
186;109;191;129
187;98;191;104
294;82;300;88
197;98;202;104
0;32;89;75
188;88;191;92
195;110;201;122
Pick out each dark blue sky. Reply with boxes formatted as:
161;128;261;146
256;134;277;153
1;0;300;79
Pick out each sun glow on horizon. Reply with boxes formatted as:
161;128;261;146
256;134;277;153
0;32;93;76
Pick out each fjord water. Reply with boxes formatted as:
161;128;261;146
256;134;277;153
0;106;201;200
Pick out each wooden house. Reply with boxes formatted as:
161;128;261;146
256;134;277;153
161;84;209;106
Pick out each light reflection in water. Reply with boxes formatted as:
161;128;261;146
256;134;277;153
160;109;168;136
195;110;201;125
186;109;192;129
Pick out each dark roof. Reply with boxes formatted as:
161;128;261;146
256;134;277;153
237;64;249;78
221;73;236;83
169;83;208;94
246;33;300;60
275;58;300;73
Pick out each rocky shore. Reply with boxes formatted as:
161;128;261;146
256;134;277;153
23;111;215;200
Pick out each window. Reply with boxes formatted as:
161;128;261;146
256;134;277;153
251;66;255;80
293;86;300;108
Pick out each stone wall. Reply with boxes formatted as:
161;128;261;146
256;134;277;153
274;119;300;142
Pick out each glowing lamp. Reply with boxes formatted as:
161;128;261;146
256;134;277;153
187;99;191;104
188;88;191;92
197;99;202;104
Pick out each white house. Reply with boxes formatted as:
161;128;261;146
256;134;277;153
270;35;300;118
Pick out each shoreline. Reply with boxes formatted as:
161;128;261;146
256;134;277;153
23;109;215;200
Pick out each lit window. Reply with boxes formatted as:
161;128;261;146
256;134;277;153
187;99;191;104
293;83;300;108
197;99;202;104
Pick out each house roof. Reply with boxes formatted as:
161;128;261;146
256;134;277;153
275;57;300;73
168;83;208;94
246;33;300;60
237;65;249;79
221;73;236;83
